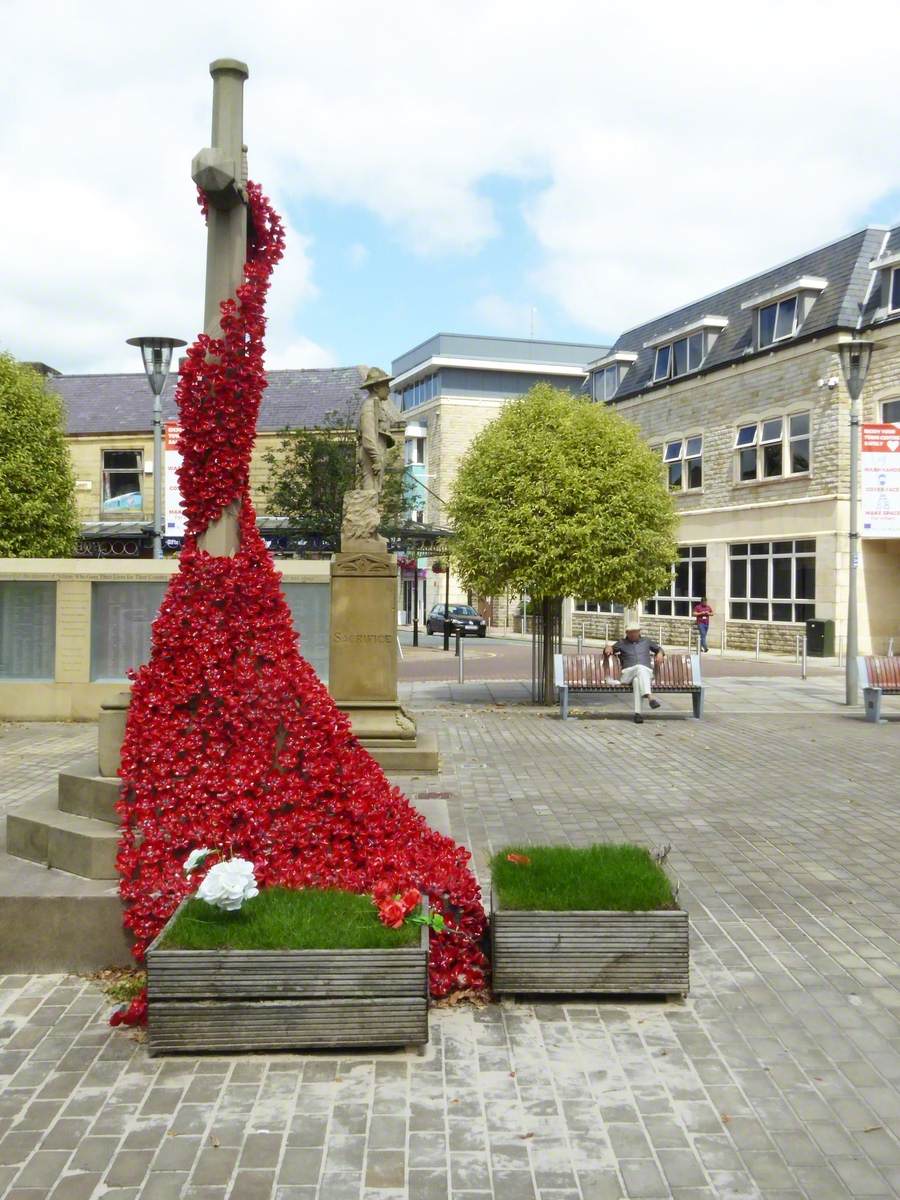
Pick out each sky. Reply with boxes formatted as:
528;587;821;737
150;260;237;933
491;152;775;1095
3;0;900;377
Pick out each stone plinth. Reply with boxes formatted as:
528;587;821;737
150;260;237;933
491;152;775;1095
329;548;439;772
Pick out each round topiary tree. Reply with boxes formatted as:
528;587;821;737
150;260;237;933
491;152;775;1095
0;355;78;557
447;382;678;699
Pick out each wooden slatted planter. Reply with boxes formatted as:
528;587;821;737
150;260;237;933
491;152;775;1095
146;899;429;1055
490;888;689;997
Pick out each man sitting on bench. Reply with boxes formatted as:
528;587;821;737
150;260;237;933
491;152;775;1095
604;622;665;725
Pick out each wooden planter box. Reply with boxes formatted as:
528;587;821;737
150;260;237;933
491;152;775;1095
491;889;689;997
146;900;429;1056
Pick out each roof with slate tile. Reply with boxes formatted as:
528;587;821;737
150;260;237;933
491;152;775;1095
608;227;893;404
50;366;369;435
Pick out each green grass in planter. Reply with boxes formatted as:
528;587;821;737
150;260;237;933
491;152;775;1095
491;844;676;912
158;887;421;951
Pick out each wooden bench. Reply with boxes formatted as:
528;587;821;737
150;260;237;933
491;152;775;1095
858;655;900;723
554;652;704;720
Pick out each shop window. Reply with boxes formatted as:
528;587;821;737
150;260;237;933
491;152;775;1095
728;539;815;622
102;450;143;514
644;546;707;617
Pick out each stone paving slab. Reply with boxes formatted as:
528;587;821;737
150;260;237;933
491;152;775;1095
0;685;898;1199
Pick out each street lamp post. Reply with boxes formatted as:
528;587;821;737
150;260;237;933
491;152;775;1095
834;335;874;707
126;336;186;559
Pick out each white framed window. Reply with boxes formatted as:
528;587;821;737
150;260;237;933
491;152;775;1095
891;268;900;313
644;546;706;618
654;333;704;382
591;364;622;402
734;413;810;482
101;449;143;514
758;296;798;348
400;372;440;411
883;397;900;423
574;599;625;614
663;436;702;491
729;540;815;623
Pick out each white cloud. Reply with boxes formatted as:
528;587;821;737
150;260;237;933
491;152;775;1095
2;0;900;371
264;336;337;370
472;295;538;338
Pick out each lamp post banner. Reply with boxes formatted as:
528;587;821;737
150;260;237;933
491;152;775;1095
164;421;186;539
861;423;900;539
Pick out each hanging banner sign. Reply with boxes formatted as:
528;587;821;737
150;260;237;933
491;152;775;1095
861;423;900;538
164;421;186;538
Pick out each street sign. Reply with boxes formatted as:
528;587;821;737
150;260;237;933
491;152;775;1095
164;421;186;538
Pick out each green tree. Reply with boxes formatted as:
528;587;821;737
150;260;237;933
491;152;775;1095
0;355;78;557
262;405;410;550
447;383;678;698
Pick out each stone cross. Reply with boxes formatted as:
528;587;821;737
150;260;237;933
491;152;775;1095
191;58;250;557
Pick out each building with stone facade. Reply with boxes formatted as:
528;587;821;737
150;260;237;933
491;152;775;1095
581;226;900;655
44;366;368;557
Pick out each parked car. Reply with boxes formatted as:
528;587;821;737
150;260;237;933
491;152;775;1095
425;604;487;637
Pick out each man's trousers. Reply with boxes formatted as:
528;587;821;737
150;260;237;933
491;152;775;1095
621;664;654;715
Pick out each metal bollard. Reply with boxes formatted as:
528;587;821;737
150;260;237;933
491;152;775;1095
458;637;465;683
889;637;895;656
801;635;807;680
794;634;800;664
755;629;761;661
720;628;725;657
577;633;584;654
455;628;461;657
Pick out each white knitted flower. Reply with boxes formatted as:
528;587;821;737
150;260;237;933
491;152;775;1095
184;847;215;874
196;858;259;911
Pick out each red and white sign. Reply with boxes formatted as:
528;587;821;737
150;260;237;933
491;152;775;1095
164;421;186;538
862;423;900;539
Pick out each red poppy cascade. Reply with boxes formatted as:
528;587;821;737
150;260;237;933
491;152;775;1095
111;184;486;1025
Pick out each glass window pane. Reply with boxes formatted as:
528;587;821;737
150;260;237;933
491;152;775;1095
605;366;619;398
750;558;769;598
772;541;792;554
664;440;683;462
730;559;747;597
772;603;792;622
677;547;690;559
693;561;706;598
750;602;769;621
674;561;690;596
891;269;900;311
730;544;748;557
791;439;810;473
740;448;757;480
735;424;757;448
759;303;777;346
668;462;683;490
750;543;770;555
685;436;702;457
687;333;703;370
884;397;900;423
654;346;670;380
103;450;141;470
772;558;791;598
794;539;816;553
795;603;815;623
687;458;702;489
730;601;748;619
643;599;657;615
761;418;783;443
656;598;672;615
0;581;56;680
795;557;816;600
763;443;783;477
90;582;167;681
673;338;688;377
674;599;691;616
790;412;809;437
774;295;797;339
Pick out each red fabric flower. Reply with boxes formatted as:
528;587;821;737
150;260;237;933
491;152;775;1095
401;887;422;913
113;183;487;1028
378;899;406;929
373;880;394;903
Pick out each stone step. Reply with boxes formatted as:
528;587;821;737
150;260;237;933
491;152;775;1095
6;794;120;879
58;767;121;825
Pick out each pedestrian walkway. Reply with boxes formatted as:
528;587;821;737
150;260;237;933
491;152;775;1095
0;684;898;1199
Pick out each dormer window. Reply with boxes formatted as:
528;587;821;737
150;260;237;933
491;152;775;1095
868;251;900;315
891;267;900;312
588;351;637;402
741;276;826;350
644;316;727;384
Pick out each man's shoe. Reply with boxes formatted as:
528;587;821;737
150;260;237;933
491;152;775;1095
648;699;662;710
634;714;644;724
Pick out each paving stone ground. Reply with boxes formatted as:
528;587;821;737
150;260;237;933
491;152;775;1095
0;677;898;1199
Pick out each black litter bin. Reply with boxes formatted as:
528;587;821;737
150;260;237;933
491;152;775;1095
805;618;834;657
